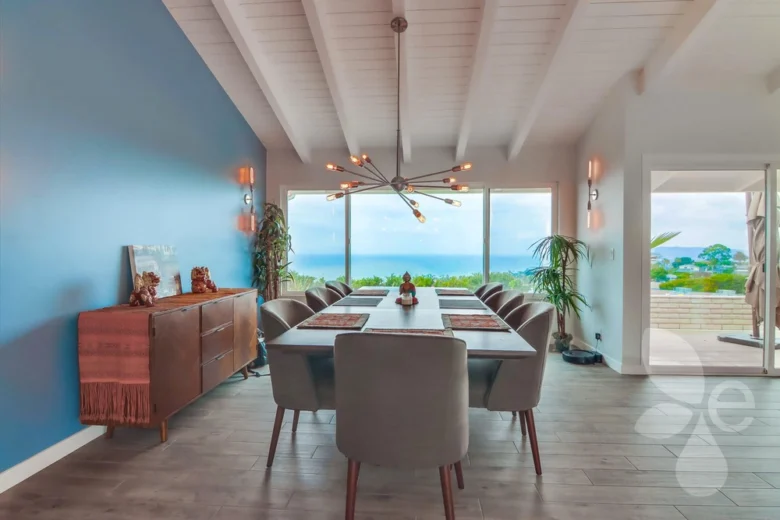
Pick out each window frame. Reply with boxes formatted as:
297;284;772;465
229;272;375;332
280;182;558;296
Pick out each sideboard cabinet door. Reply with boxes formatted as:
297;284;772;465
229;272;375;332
151;307;201;422
233;292;258;371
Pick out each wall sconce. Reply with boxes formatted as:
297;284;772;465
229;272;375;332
587;159;599;229
239;166;256;233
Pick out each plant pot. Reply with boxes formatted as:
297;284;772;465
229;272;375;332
552;333;573;352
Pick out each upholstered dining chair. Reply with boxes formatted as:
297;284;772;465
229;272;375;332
334;333;469;520
476;282;503;303
325;280;353;297
467;302;554;475
305;286;342;312
483;289;524;316
260;299;335;468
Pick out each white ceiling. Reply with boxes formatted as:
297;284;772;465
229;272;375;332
163;0;780;163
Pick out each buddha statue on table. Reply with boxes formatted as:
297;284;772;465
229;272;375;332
397;271;418;305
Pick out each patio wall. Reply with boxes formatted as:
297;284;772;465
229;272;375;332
651;293;753;331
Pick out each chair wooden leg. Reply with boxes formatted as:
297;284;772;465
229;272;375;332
159;420;168;443
266;406;285;468
524;409;542;475
454;461;465;490
520;412;527;436
438;466;455;520
292;410;301;433
346;459;361;520
511;411;517;417
105;425;115;439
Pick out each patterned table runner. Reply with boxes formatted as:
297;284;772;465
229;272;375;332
442;314;510;331
333;296;383;307
353;289;390;296
298;313;370;330
439;299;486;310
435;288;473;296
364;328;453;337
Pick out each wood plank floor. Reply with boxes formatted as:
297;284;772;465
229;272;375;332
1;356;779;519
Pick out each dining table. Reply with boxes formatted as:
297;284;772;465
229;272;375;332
266;287;537;360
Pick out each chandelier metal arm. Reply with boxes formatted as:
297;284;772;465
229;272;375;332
364;161;390;183
397;191;415;210
404;169;454;182
343;184;386;196
340;168;384;183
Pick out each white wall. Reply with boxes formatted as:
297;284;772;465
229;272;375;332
266;144;578;236
574;77;630;370
575;75;780;373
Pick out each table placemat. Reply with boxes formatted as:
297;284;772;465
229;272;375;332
298;313;369;330
435;288;473;296
438;299;486;310
364;328;453;337
333;297;383;307
353;289;390;296
442;314;510;331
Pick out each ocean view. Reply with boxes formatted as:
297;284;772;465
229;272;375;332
289;254;539;279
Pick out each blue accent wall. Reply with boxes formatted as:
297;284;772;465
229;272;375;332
0;0;265;471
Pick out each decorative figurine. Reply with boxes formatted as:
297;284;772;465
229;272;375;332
396;271;418;306
129;271;161;307
191;266;219;294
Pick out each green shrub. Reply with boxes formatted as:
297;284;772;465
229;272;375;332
658;273;747;294
288;270;533;292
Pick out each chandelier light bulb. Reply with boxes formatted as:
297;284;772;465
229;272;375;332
349;155;364;167
451;163;472;172
451;184;469;192
340;181;362;190
406;185;415;193
413;209;426;223
445;199;462;207
443;177;456;184
361;154;372;163
326;192;345;201
326;163;345;172
409;199;419;208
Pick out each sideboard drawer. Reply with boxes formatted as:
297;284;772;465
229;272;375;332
202;297;233;332
201;323;233;364
202;350;234;393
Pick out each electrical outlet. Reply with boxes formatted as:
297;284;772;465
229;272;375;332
595;332;602;341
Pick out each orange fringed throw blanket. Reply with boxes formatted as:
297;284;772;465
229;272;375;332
78;309;152;425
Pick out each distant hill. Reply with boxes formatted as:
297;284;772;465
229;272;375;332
653;246;747;261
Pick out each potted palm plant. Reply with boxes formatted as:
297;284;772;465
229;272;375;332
252;202;293;302
529;235;589;352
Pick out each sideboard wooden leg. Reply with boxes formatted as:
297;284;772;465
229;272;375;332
160;420;168;443
241;366;249;379
105;425;115;439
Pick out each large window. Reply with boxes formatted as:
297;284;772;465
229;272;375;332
286;191;345;291
350;190;484;289
489;189;553;291
284;187;554;293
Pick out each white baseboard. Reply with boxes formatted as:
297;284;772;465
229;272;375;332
0;425;106;494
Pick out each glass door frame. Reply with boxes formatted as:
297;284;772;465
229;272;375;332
641;154;780;376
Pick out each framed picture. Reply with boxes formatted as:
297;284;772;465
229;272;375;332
128;245;183;298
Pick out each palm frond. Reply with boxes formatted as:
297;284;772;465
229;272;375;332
650;231;680;249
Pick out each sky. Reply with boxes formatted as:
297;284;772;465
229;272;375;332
651;193;750;251
287;190;552;256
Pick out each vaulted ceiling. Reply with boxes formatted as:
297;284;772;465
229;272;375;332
163;0;780;162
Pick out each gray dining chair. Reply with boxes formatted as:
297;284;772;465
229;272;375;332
260;298;335;467
483;289;524;316
305;286;342;312
326;280;353;297
467;302;554;475
335;332;469;520
477;282;503;303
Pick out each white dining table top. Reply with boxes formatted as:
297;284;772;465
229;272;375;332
266;287;536;360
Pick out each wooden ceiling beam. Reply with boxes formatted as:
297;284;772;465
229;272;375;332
455;0;499;162
212;0;311;162
302;0;360;156
393;0;412;163
507;0;590;161
638;0;731;94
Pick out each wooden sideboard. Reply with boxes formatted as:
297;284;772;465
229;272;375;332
78;289;257;441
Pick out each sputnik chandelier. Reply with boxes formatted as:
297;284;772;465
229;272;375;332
324;16;473;223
